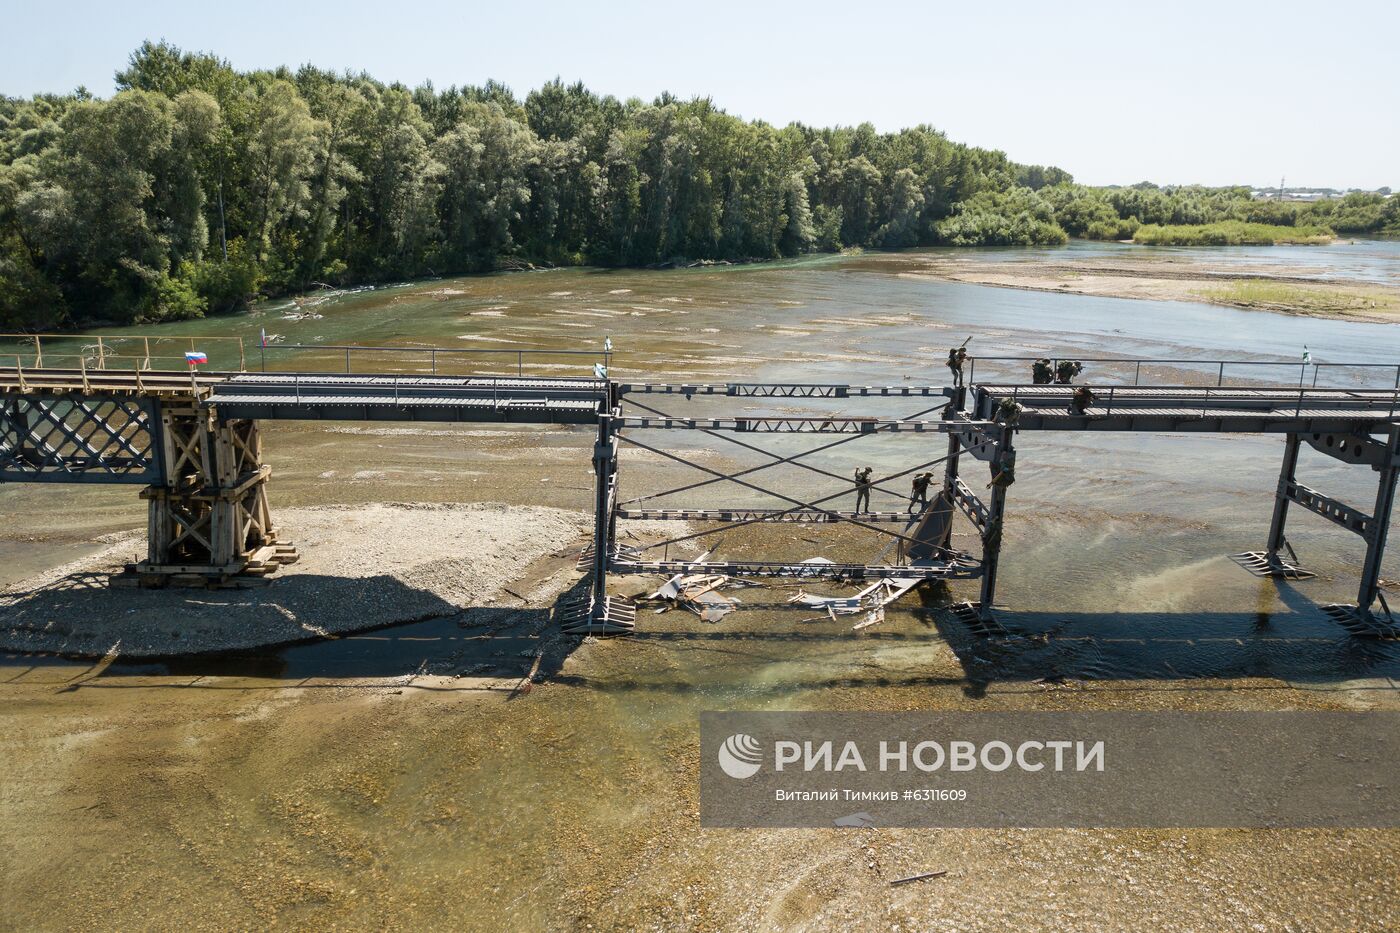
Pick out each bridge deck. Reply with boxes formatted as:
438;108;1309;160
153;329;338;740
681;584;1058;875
0;368;609;425
975;384;1400;433
0;366;214;398
207;373;607;423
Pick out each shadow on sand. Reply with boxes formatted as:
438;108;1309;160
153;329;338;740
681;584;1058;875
6;575;1397;701
1;575;596;693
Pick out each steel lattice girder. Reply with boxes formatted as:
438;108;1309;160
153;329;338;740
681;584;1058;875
608;557;981;580
617;382;953;399
615;508;918;523
0;393;162;484
617;416;993;433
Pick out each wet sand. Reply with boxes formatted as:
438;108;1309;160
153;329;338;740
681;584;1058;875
4;583;1397;931
891;252;1400;323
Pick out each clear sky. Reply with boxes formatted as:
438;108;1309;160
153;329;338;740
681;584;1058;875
3;0;1395;190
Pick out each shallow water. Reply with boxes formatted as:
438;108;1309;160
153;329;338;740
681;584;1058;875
3;245;1400;928
5;245;1399;673
941;237;1400;286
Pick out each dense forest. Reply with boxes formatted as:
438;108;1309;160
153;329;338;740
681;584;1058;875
1;42;1396;329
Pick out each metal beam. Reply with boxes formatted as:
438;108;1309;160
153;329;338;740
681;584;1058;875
952;477;991;533
1358;427;1400;612
1283;480;1374;538
608;558;980;580
977;424;1015;620
618;382;952;398
947;418;1000;462
1266;434;1302;565
616;508;917;523
1305;431;1399;469
621;394;947;506
209;400;601;425
614;432;955;552
617;416;992;433
0;393;162;484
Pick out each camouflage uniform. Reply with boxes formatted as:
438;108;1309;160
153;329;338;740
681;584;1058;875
854;466;873;513
1055;360;1083;384
909;472;932;512
1069;385;1096;415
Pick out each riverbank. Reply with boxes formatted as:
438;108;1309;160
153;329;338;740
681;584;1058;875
896;252;1400;323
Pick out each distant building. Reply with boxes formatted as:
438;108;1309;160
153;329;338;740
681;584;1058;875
1248;186;1391;202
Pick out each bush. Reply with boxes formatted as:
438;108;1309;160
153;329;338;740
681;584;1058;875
1084;216;1140;241
935;188;1068;246
1132;221;1333;246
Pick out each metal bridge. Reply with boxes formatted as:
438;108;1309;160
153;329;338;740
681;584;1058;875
2;344;1397;639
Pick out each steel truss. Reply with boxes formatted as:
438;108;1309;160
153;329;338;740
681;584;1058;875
619;382;952;399
572;384;1009;632
617;415;975;433
1235;427;1400;635
0;393;161;483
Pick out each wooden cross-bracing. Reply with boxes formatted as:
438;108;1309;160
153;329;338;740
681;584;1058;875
126;408;296;587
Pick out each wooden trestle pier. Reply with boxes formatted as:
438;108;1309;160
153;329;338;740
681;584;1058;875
2;354;1397;637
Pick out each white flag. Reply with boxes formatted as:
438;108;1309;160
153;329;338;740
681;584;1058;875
604;336;613;353
594;363;608;379
1302;347;1312;365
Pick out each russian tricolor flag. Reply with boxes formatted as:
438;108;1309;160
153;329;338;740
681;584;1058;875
185;351;208;365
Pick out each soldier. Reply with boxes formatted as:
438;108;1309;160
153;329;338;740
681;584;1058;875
1055;359;1083;384
1032;358;1054;385
995;397;1024;426
908;472;933;513
988;452;1016;489
946;347;968;387
853;466;873;513
1069;385;1096;415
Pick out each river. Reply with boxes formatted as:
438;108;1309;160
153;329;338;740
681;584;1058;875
2;245;1399;929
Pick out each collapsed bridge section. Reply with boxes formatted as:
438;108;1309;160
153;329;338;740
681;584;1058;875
567;374;1400;638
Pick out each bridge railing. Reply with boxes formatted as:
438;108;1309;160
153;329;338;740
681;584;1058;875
1;335;613;379
1;333;250;372
993;382;1400;420
254;343;612;378
964;355;1400;390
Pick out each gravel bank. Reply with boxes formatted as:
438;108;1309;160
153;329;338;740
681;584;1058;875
0;502;590;658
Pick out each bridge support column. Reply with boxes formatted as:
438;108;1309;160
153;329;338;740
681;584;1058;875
1233;428;1399;635
1233;434;1315;580
1265;433;1301;567
561;413;635;634
932;385;965;553
119;407;296;587
976;424;1015;622
1355;429;1398;619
